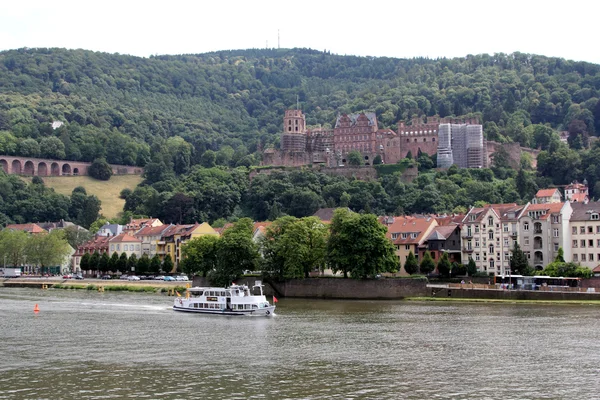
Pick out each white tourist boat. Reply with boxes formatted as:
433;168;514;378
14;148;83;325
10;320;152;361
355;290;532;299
173;282;276;316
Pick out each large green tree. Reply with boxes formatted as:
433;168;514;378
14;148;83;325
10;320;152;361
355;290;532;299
211;218;259;286
327;209;397;279
181;235;219;277
509;243;531;275
419;251;435;275
403;251;419;275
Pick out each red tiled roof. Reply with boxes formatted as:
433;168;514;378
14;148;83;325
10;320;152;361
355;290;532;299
535;188;560;198
135;224;173;237
381;216;437;245
109;233;142;243
4;223;47;234
523;202;565;220
161;224;200;238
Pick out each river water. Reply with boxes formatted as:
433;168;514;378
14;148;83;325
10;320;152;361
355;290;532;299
0;287;599;399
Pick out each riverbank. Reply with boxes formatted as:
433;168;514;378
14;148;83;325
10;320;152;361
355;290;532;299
1;278;187;293
407;296;600;306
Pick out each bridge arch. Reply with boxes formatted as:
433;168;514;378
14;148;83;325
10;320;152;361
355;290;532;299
11;160;21;174
61;163;72;175
0;159;7;173
23;160;35;175
38;162;48;176
51;162;60;176
73;167;79;175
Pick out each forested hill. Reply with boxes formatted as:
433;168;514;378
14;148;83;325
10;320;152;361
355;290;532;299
1;47;600;171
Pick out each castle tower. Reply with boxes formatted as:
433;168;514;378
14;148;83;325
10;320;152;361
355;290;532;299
281;109;307;152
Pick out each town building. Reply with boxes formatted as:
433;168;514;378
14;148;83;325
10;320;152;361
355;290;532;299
425;224;462;265
157;222;219;271
564;180;589;204
518;202;572;270
461;204;527;275
135;224;173;257
123;218;162;235
72;235;111;273
108;233;142;259
532;188;562;204
4;223;47;234
380;216;438;275
96;223;123;237
568;202;600;269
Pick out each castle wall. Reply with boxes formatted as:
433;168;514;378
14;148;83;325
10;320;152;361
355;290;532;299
0;155;143;177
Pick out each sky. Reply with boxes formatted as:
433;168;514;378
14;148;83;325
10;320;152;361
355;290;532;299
1;0;597;64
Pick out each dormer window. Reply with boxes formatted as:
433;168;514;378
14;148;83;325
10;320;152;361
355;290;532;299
488;217;494;226
401;233;408;239
391;233;399;240
469;214;476;222
592;213;599;221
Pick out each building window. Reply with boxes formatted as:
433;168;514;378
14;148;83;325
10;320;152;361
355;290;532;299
401;233;408;239
553;228;559;238
590;240;594;247
475;226;480;233
411;233;417;239
136;245;140;251
488;230;494;240
524;222;529;231
554;243;559;252
590;254;594;261
391;233;398;240
573;227;577;235
573;240;578;248
573;254;578;262
581;240;586;248
597;226;600;233
475;241;480;248
524;237;530;246
581;226;586;234
552;215;560;223
503;224;509;232
475;254;480;261
589;226;594;234
592;214;600;221
504;239;509;247
110;245;114;252
582;254;587;262
116;244;120;251
405;245;410;250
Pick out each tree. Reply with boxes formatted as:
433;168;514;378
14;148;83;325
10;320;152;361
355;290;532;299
347;150;362;166
211;218;259;286
200;150;217;168
137;253;150;275
555;247;565;263
88;158;113;181
150;254;161;274
419;251;435;275
127;253;138;274
403;251;419;275
62;226;93;249
26;230;71;273
436;252;452;277
181;235;219;277
467;257;477;276
19;138;41;158
261;216;328;279
108;252;119;273
373;155;382;165
510;242;531;275
98;252;110;274
40;137;66;159
80;253;91;272
89;251;100;275
543;261;592;278
117;252;128;274
162;254;174;274
0;229;29;267
327;209;398;279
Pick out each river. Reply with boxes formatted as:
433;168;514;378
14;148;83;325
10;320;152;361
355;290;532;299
0;287;599;399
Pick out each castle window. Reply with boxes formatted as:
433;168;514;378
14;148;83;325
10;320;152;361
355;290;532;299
424;138;427;142
288;120;291;125
432;138;435;142
295;120;298;125
288;127;291;132
295;127;298;131
406;139;409;142
414;139;417;142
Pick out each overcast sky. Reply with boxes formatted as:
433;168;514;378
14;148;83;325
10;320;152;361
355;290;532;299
1;0;597;64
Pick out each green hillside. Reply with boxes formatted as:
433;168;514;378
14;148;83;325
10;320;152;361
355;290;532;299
42;175;142;219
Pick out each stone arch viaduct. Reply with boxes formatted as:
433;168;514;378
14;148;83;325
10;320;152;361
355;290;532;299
0;156;143;177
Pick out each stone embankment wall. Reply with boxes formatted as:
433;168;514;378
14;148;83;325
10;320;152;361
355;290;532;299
431;287;600;301
191;277;429;299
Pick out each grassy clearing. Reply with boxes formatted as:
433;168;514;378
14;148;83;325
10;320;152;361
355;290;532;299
406;297;600;306
40;175;143;218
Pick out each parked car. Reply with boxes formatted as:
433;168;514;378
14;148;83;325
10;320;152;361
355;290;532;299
120;275;129;280
127;275;140;281
101;275;112;280
175;275;189;281
74;275;84;280
62;274;72;279
154;275;165;280
163;276;175;281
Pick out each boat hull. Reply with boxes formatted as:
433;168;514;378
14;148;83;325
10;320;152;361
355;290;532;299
173;305;275;316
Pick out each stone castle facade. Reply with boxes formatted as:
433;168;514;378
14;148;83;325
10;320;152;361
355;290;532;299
262;109;483;168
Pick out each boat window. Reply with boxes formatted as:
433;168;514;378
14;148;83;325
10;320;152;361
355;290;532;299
252;304;258;309
221;291;226;296
197;291;203;296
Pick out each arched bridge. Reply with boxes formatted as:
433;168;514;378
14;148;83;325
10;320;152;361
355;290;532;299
0;156;143;177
